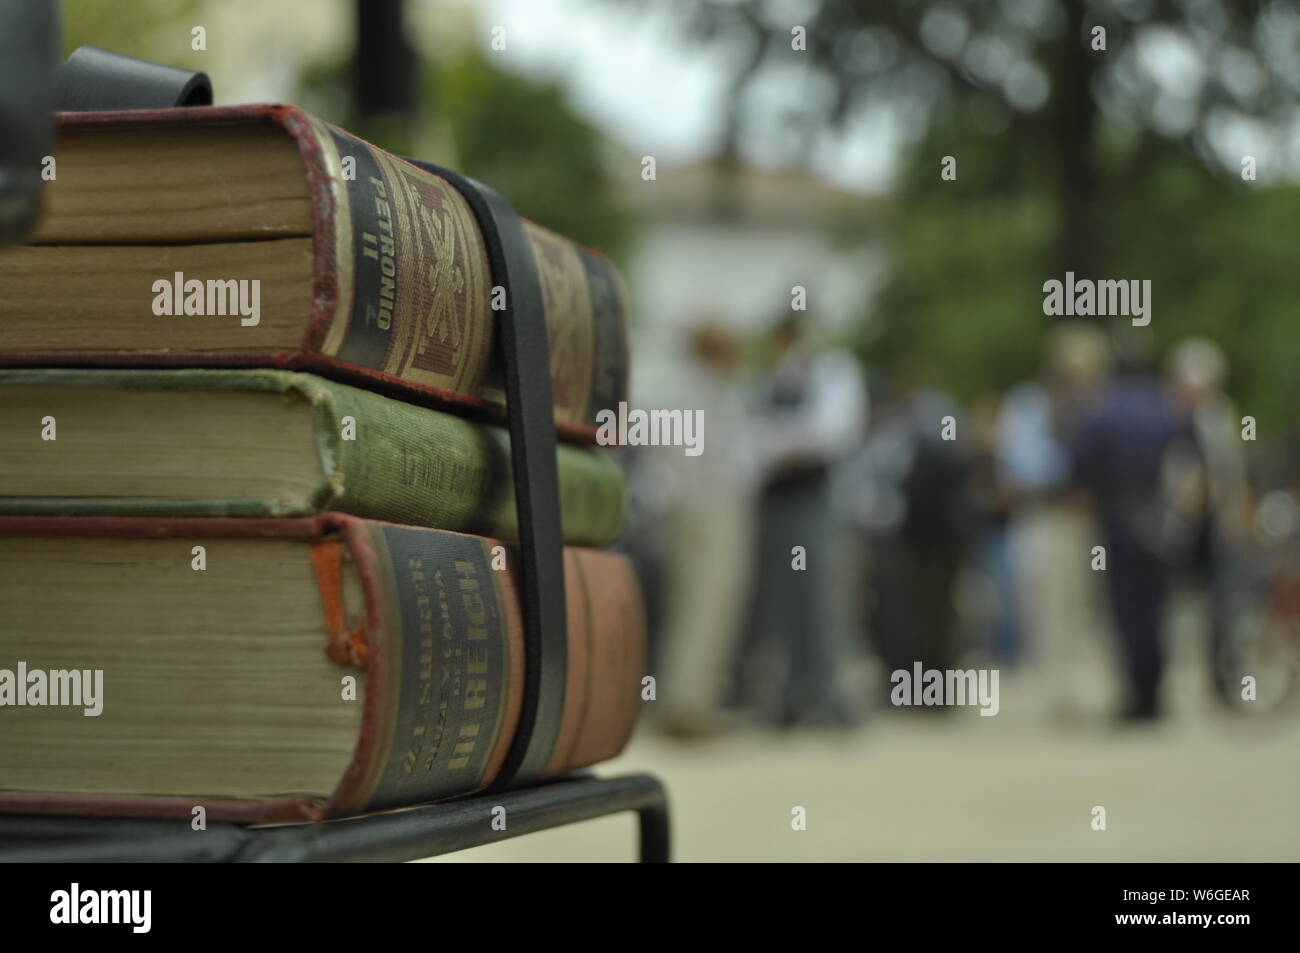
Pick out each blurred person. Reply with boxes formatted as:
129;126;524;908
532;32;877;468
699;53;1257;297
854;369;973;706
999;321;1111;719
653;322;758;738
1165;338;1251;698
969;394;1023;666
1072;346;1197;721
731;313;867;727
838;361;973;704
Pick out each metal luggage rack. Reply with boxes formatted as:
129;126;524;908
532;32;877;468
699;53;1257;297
0;773;670;863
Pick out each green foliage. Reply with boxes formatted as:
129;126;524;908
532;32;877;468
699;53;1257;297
866;105;1056;399
871;193;1051;398
61;0;204;65
633;0;1299;444
874;110;1300;431
429;51;632;260
1093;138;1300;430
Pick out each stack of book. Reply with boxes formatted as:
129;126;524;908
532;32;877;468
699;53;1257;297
0;105;645;823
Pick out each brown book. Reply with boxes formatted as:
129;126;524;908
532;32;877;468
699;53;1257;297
0;105;630;442
0;514;645;822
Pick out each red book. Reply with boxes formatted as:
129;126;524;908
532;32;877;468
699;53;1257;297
0;105;630;443
0;514;646;822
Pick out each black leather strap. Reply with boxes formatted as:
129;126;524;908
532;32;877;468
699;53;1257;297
402;158;568;789
55;45;211;111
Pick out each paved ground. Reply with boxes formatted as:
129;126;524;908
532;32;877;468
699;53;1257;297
430;619;1300;863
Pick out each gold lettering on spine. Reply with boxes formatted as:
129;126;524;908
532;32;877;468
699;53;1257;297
375;152;491;395
401;555;438;775
397;554;457;777
397;551;495;781
448;723;480;770
309;116;603;432
365;175;396;331
451;559;489;759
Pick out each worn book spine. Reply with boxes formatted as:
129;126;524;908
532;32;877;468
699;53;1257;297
0;514;646;822
3;105;630;443
0;368;627;547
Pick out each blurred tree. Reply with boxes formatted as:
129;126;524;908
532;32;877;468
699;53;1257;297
611;0;1297;271
874;99;1300;429
614;0;1300;428
61;0;204;65
430;50;633;260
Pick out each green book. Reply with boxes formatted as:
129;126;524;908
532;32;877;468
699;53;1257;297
0;368;626;547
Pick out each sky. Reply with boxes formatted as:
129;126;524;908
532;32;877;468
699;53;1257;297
214;0;1298;193
471;0;902;193
465;0;1298;190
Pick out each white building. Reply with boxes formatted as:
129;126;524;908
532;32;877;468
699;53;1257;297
619;159;886;403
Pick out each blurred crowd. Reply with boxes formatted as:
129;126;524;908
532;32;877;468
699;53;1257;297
622;317;1300;738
